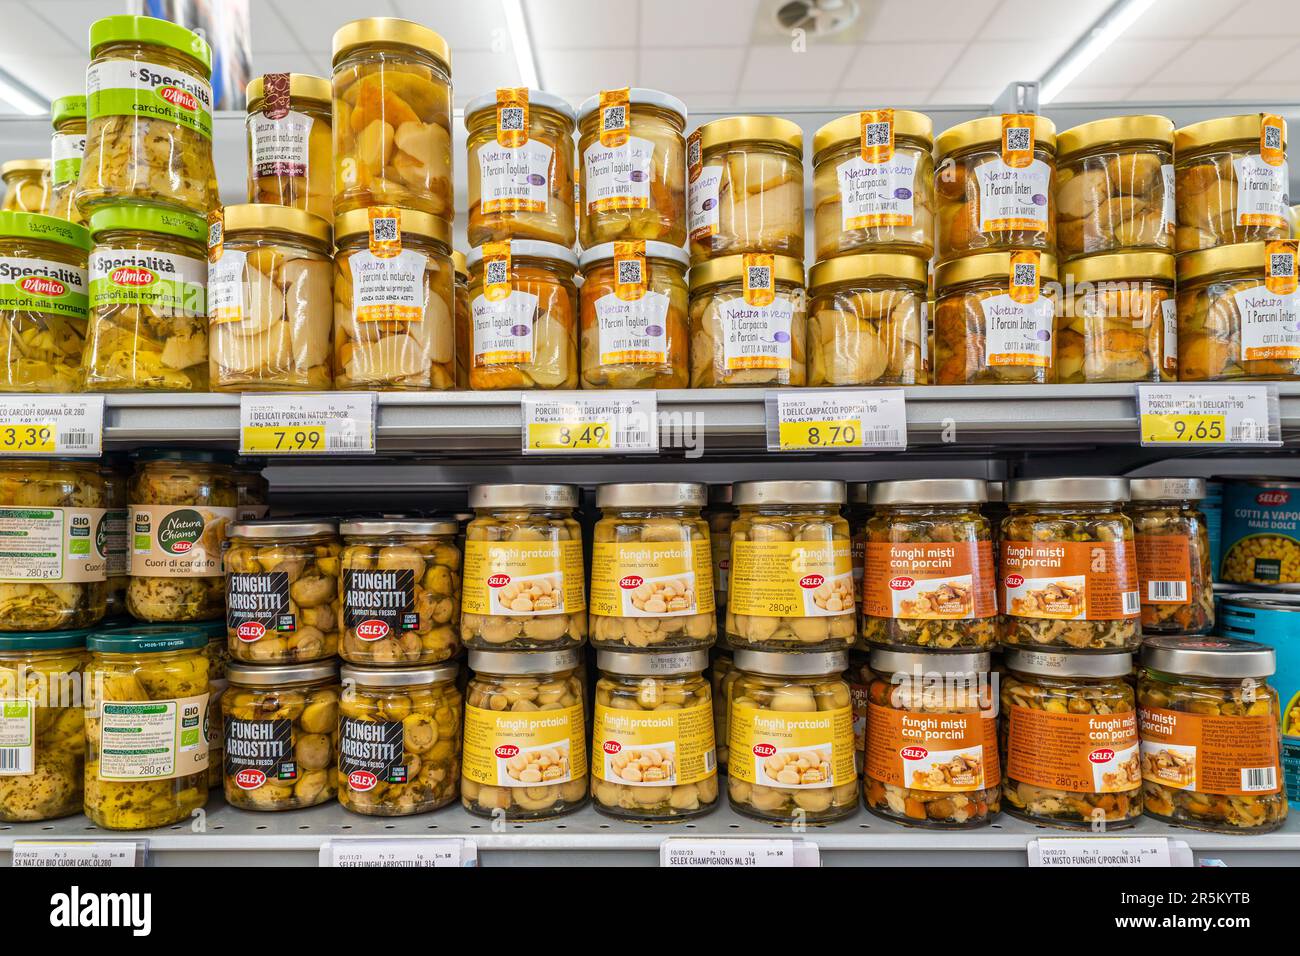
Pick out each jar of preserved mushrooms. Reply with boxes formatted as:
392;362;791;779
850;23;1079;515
578;88;687;247
334;206;455;390
84;625;209;829
1176;241;1300;382
727;649;856;823
935;114;1056;262
0;211;91;393
76;15;216;216
689;252;807;387
847;483;871;639
1001;646;1140;829
49;96;87;223
338;661;462;816
233;458;269;522
590;648;719;821
452;249;468;388
331;18;453;219
465;239;579;389
1058;252;1176;383
222;660;338;811
465;88;576;247
462;648;587;820
0;628;87;822
100;455;129;618
339;517;460;665
579;240;689;388
195;619;227;789
846;650;869;771
933;250;1060;385
1175;113;1290;254
81;204;208;391
711;642;736;769
245;73;332;222
2;160;50;215
462;484;586;651
806;252;927;386
1139;636;1287;833
589;482;716;651
688;115;804;263
1127;478;1214;636
0;458;107;631
727;480;855;652
127;449;237;623
706;484;735;626
862;479;998;651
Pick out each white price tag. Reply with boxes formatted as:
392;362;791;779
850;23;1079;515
1137;383;1280;446
320;839;477;868
660;839;820;867
522;391;658;454
0;395;103;456
240;393;377;455
1029;837;1192;868
766;389;907;451
12;840;142;867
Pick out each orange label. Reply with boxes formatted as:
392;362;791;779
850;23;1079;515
859;108;895;163
742;253;776;308
1007;704;1140;794
613;240;647;302
863;540;997;620
687;128;703;183
1265;239;1298;295
207;206;224;263
1139;704;1281;797
482;240;512;302
368;206;402;258
1001;113;1035;169
495;87;529;148
1260;113;1286;167
598;87;631;148
866;701;999;792
1001;539;1140;621
1134;534;1191;607
1008;251;1041;305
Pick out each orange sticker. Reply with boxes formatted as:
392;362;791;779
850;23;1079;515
482;240;512;302
1265;239;1298;296
495;87;529;148
1001;113;1036;169
1260;113;1286;168
741;253;776;308
207;206;224;263
865;700;999;792
1006;704;1140;794
368;206;402;258
1008;250;1040;305
613;240;647;302
1139;704;1281;797
598;88;631;148
1001;539;1140;622
859;108;895;164
687;127;703;183
863;540;997;620
1134;534;1192;607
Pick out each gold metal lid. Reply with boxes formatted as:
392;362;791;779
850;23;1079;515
933;251;1059;290
812;110;933;157
688;253;804;292
1056;115;1174;160
246;73;331;105
808;253;927;290
452;249;467;278
1176;241;1268;284
334;207;451;247
934;114;1057;158
331;17;450;69
223;203;331;244
1063;252;1175;286
696;115;803;152
1;158;49;179
1175;113;1287;153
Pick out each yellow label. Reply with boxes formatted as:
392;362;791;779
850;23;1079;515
598;88;631;148
495;87;529;148
1261;113;1286;167
0;423;55;453
241;425;326;453
525;420;612;451
482;240;512;302
687;128;703;182
1140;413;1227;444
728;539;854;618
462;701;586;786
727;702;854;788
592;698;716;786
859;108;894;163
462;538;586;616
741;252;776;308
613;240;647;302
776;418;862;451
1001;113;1035;169
1265;239;1298;295
368;205;402;258
1009;250;1041;304
589;540;716;618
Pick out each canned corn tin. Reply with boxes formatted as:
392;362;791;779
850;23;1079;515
1219;478;1300;587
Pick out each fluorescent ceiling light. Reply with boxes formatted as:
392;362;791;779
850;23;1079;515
502;0;541;89
1038;0;1158;105
0;71;46;115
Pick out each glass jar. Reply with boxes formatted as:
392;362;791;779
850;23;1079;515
578;88;687;247
338;661;462;816
726;480;855;652
81;204;209;391
590;648;719;821
0;629;87;821
1058;252;1176;383
452;249;468;388
462;648;587;820
1139;636;1287;833
1175;114;1290;253
1127;478;1214;636
688;253;807;387
76;15;215;216
225;519;341;664
935;114;1056;262
466;239;579;389
222;660;339;811
208;204;333;391
339;518;461;665
1001;647;1140;829
0;211;91;393
711;642;735;769
49;96;87;224
234;458;269;522
847;482;871;643
245;73;332;222
197;620;228;789
100;455;129;619
863;648;1000;828
589;482;716;651
1176;241;1300;382
1001;478;1140;652
862;479;998;651
84;626;209;829
465;88;576;247
933;250;1060;385
462;484;586;651
127;449;238;622
2;160;51;215
806;252;927;386
0;458;107;631
579;240;689;388
331;18;453;219
812;109;935;261
846;650;869;771
705;484;734;627
688;116;804;263
727;649;856;823
333;206;455;390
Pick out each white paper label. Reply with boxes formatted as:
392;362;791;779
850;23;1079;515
0;394;104;456
688;167;723;238
351;249;427;323
322;839;477;867
584;136;654;210
1029;837;1183;867
478;140;554;213
0;699;34;775
1160;297;1178;371
0;507;107;583
97;693;209;781
769;389;908;451
240;392;377;455
522;391;659;455
471;290;538;366
837;153;917;229
1233;154;1290;225
1160;163;1176;233
979;293;1055;367
50;133;85;185
721;299;795;371
12;841;140;867
249;108;312;178
596;290;670;365
974;158;1051;231
920;300;930;368
1233;286;1300;361
660;838;819;867
207;249;248;324
1137;383;1279;446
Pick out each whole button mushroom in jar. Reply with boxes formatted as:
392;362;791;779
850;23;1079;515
48;96;87;224
1126;478;1214;636
2;160;51;215
245;73;332;222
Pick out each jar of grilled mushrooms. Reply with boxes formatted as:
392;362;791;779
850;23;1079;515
1127;478;1214;636
862;479;998;651
705;484;735;627
338;661;462;816
462;648;587;820
245;73;332;222
1001;478;1140;652
589;482;716;651
727;649;857;823
590;648;719;821
462;484;586;651
49;96;87;223
1001;647;1141;829
1138;636;1287;833
2;160;50;215
727;480;855;652
452;249;468;388
100;455;129;618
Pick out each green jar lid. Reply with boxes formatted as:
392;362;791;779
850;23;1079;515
89;15;213;73
87;624;207;654
0;211;91;251
87;204;207;244
51;95;86;126
131;447;236;466
0;628;91;652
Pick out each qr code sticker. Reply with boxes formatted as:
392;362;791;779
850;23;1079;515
371;217;398;243
617;259;643;285
1005;126;1031;152
1270;251;1294;277
602;105;627;132
208;221;223;247
865;121;890;146
1265;125;1283;150
746;265;772;289
687;138;700;167
1013;262;1037;286
499;106;525;131
486;259;508;286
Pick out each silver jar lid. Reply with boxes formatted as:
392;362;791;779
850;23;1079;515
1007;477;1130;505
1141;635;1276;679
228;517;338;539
340;662;460;687
226;661;339;685
733;648;848;676
733;480;846;507
868;648;991;676
1003;646;1132;678
467;647;582;674
596;482;706;509
468;483;579;509
1128;477;1207;501
339;517;458;536
597;648;709;676
868;479;988;507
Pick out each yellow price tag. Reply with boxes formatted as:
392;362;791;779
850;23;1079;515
1140;413;1226;444
242;425;326;453
777;418;862;450
0;423;56;453
527;421;612;451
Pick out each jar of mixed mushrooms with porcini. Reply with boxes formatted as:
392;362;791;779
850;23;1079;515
1127;478;1214;636
1;160;50;215
245;73;332;222
48;96;87;223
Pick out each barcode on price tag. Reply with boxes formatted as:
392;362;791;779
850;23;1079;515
766;389;907;451
522;392;658;454
0;395;103;456
240;393;377;455
1029;837;1191;867
660;839;820;867
12;840;143;867
1137;384;1279;446
320;839;477;867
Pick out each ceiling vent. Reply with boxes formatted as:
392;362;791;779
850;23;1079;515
772;0;861;38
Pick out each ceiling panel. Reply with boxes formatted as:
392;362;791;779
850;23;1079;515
832;88;932;108
1126;0;1246;39
937;40;1059;94
1156;36;1298;85
978;0;1112;41
840;43;964;90
640;48;745;94
454;49;523;104
856;0;999;43
1052;86;1135;103
738;44;855;92
391;0;510;51
0;1;81;56
536;48;638;99
526;0;632;50
640;0;758;47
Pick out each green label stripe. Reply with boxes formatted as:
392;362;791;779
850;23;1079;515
52;157;81;186
0;280;88;318
104;703;169;716
89;274;205;315
89;86;212;140
0;510;54;520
